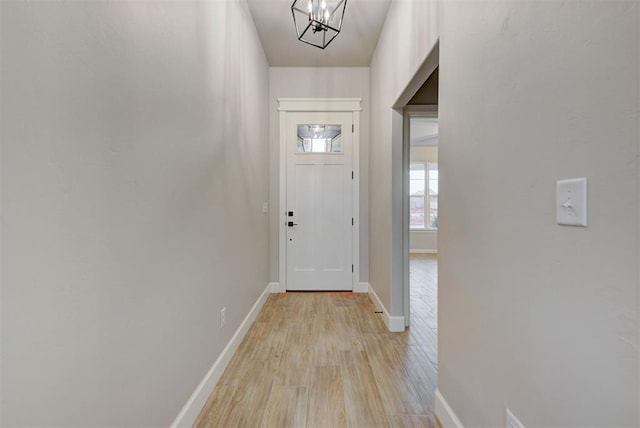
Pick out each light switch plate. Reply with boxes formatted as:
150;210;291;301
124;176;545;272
262;202;269;213
556;178;587;227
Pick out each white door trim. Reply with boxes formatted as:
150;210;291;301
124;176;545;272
278;98;362;113
278;98;362;291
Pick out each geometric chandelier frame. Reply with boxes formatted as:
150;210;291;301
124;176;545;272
291;0;347;49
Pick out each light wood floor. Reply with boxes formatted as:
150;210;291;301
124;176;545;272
194;254;438;428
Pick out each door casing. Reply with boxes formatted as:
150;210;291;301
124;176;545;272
277;98;362;292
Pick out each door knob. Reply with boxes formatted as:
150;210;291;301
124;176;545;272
288;221;298;227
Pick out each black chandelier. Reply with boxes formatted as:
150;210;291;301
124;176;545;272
291;0;347;49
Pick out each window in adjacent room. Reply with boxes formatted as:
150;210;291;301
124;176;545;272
409;161;438;229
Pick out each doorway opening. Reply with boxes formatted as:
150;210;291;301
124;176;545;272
407;111;439;368
401;64;439;330
397;61;440;397
388;41;438;333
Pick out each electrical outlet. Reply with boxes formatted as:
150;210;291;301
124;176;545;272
220;307;226;328
506;408;524;428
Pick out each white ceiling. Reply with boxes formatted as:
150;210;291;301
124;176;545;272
246;0;392;67
411;117;438;146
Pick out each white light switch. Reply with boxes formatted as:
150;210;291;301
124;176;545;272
556;178;587;227
262;202;269;213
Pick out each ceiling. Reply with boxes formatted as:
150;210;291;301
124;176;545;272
246;0;392;67
410;117;438;146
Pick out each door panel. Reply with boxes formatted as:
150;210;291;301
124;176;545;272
286;112;353;291
322;164;346;271
291;163;316;271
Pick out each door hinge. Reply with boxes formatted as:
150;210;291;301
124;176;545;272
352;171;354;180
352;264;354;272
352;124;354;133
352;217;354;226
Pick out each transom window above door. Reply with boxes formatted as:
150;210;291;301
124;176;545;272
296;124;342;153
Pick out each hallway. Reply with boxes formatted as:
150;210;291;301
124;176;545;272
2;1;638;425
195;255;438;427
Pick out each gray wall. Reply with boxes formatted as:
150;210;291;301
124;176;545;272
437;1;639;426
269;67;370;284
409;230;437;253
0;1;269;425
370;0;640;425
369;0;440;315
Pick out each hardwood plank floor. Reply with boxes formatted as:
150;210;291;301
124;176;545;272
195;255;438;427
306;366;347;427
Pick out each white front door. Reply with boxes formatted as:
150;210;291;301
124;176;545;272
285;111;354;291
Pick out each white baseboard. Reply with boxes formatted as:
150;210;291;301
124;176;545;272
367;283;405;332
171;283;272;428
410;249;438;254
353;282;369;293
435;389;464;428
387;314;406;332
269;282;285;293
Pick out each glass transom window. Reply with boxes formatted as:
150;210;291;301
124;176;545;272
297;124;342;153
